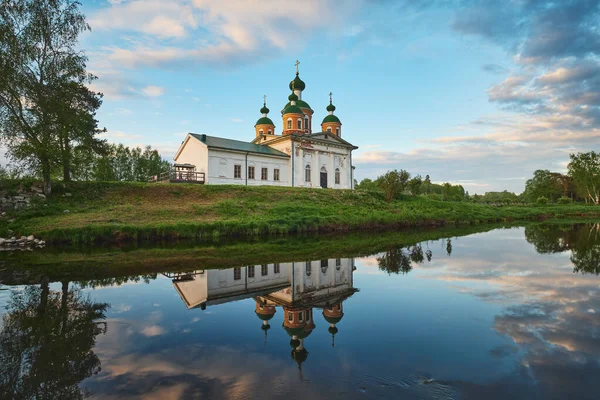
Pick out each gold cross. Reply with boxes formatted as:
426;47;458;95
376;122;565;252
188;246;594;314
295;59;300;74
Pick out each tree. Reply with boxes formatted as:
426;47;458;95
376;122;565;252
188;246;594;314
0;278;108;399
568;151;600;205
408;175;422;196
523;170;562;203
0;0;100;195
377;244;432;275
378;169;410;202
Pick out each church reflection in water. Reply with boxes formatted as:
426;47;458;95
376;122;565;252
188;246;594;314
164;258;358;374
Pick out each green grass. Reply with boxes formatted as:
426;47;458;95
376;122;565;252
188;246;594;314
1;180;600;244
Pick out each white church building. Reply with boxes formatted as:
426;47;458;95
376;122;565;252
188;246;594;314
173;62;358;189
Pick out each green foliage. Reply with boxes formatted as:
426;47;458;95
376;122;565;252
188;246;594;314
89;144;171;182
568;151;600;204
0;0;102;195
523;170;563;203
355;178;380;192
537;196;549;204
471;190;520;204
378;169;410;202
408;175;422;196
558;196;572;204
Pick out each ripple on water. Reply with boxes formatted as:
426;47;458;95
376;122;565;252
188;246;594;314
356;374;460;399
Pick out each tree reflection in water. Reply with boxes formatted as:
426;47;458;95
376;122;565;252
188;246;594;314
377;242;436;274
525;223;600;275
0;277;109;400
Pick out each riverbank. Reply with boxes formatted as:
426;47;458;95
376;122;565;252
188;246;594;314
1;181;599;244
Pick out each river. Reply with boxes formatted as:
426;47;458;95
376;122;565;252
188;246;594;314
0;223;598;399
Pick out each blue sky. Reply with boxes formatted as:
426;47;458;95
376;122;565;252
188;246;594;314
41;0;600;193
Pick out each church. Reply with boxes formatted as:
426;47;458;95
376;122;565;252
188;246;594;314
173;62;358;189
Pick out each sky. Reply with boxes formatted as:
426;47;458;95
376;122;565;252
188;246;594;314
10;0;599;194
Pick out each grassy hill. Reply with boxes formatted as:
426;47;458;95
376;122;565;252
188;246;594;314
1;181;599;244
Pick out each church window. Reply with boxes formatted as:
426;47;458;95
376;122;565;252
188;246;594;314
305;262;311;276
274;169;280;181
305;165;311;182
326;127;332;133
288;312;293;322
268;129;272;135
287;119;292;129
274;263;280;274
305;117;309;131
234;267;241;280
335;168;340;184
305;311;310;322
261;264;268;276
261;167;268;180
234;165;241;179
297;119;302;130
337;305;342;311
336;258;341;267
321;259;328;273
336;127;340;136
259;130;264;135
248;166;255;180
248;265;255;278
298;312;303;322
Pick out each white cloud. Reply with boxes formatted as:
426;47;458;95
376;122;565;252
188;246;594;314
140;325;166;337
142;85;165;97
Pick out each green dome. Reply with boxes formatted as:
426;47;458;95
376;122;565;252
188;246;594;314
328;326;339;335
260;105;270;114
284;99;312;110
289;74;306;91
284;324;305;336
261;323;271;331
323;313;344;324
290;338;301;348
326;103;336;112
255;310;275;321
283;105;304;115
322;114;341;124
295;328;314;340
291;348;308;365
255;117;274;126
288;92;298;102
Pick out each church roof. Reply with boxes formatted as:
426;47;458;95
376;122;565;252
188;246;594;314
189;133;289;158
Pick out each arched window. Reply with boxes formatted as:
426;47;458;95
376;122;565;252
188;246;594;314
336;127;340;136
297;119;302;130
305;165;311;182
335;168;340;184
321;259;328;274
305;117;309;131
326;127;332;133
268;129;272;135
258;130;264;135
305;261;311;276
287;119;292;129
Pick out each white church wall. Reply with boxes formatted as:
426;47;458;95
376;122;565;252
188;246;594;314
174;136;209;178
206;149;289;186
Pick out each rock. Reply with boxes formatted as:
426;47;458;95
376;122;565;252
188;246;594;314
10;237;16;241
37;193;46;199
27;235;34;242
64;209;70;213
1;212;5;216
0;238;5;245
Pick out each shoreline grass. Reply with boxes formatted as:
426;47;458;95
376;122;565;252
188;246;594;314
1;180;600;244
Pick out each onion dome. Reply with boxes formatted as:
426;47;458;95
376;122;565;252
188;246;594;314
290;338;301;348
289;73;306;91
288;92;298;102
295;328;314;340
261;323;271;332
255;116;274;126
284;99;312;110
323;313;343;324
328;326;339;335
260;104;270;114
322;114;341;124
283;104;304;115
255;311;275;321
291;348;309;365
326;102;336;112
283;324;306;337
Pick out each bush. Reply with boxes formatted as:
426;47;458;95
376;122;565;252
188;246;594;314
536;196;549;204
557;196;572;204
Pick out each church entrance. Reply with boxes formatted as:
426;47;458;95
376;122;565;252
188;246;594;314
320;167;328;189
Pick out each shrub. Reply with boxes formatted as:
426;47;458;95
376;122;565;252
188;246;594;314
536;196;549;204
557;196;572;204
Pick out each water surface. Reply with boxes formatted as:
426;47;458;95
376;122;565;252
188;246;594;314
1;223;599;399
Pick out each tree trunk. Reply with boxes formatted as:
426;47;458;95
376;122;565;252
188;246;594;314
41;158;52;196
61;281;69;334
62;139;71;182
38;275;50;318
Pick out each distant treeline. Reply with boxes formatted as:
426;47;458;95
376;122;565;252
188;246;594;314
356;151;600;205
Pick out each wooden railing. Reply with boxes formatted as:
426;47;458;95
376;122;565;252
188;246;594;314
148;170;205;184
